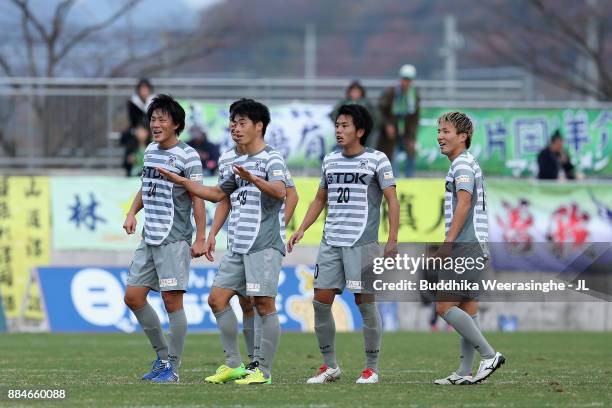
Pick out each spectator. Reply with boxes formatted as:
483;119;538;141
537;130;575;180
329;81;378;148
378;64;420;177
120;78;156;176
128;78;155;129
187;126;220;176
126;124;151;177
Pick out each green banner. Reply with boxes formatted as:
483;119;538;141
181;101;335;169
417;108;612;176
180;101;612;176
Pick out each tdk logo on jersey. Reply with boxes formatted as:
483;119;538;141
326;172;368;185
142;166;163;179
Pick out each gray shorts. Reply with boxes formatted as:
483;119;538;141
435;245;488;301
127;240;191;292
315;241;381;294
214;248;283;297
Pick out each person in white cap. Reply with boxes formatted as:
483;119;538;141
378;64;420;177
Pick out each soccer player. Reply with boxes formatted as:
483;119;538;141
122;94;206;383
288;104;400;384
433;111;505;385
159;98;287;385
202;114;298;376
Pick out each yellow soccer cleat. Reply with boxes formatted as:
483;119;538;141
234;368;272;385
204;364;247;384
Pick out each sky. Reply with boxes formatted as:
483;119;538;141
182;0;224;9
0;0;225;30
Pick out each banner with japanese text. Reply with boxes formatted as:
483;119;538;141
417;108;612;177
285;178;446;244
0;177;50;320
487;180;612;246
181;101;335;169
51;177;227;251
181;101;612;176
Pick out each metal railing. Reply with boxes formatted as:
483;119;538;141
1;76;608;172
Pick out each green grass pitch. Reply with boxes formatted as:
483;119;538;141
2;331;611;407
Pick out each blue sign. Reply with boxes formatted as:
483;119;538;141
37;266;362;333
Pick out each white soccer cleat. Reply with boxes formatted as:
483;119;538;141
355;368;379;384
472;352;505;384
434;372;472;385
306;364;342;383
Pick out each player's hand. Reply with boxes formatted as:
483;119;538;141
204;235;216;262
233;165;256;183
384;240;398;258
287;229;304;253
191;238;206;258
123;213;137;234
157;167;184;184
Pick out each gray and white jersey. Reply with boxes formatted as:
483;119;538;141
444;150;489;245
218;147;294;247
218;147;240;250
219;145;287;255
217;147;239;185
141;141;203;246
320;147;395;247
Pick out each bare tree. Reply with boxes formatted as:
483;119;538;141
3;0;143;77
0;0;232;158
0;0;230;78
463;0;611;100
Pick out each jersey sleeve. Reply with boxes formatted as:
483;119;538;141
266;155;287;185
319;161;328;189
453;165;475;194
217;152;231;184
285;168;295;188
218;170;237;195
183;148;204;185
375;153;396;189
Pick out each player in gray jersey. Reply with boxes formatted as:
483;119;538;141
203;127;298;374
288;104;400;384
159;99;286;385
123;95;206;383
433;111;504;385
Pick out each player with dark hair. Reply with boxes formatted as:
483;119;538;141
159;98;287;385
288;104;400;384
123;94;206;383
203;109;298;375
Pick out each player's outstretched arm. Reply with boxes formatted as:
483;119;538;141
157;167;226;202
287;187;327;252
123;188;143;234
233;165;286;200
205;197;230;262
284;186;299;225
383;186;400;257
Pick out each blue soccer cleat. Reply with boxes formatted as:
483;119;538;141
142;358;167;381
151;362;179;383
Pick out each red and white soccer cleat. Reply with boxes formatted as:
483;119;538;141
306;364;342;383
355;368;379;384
